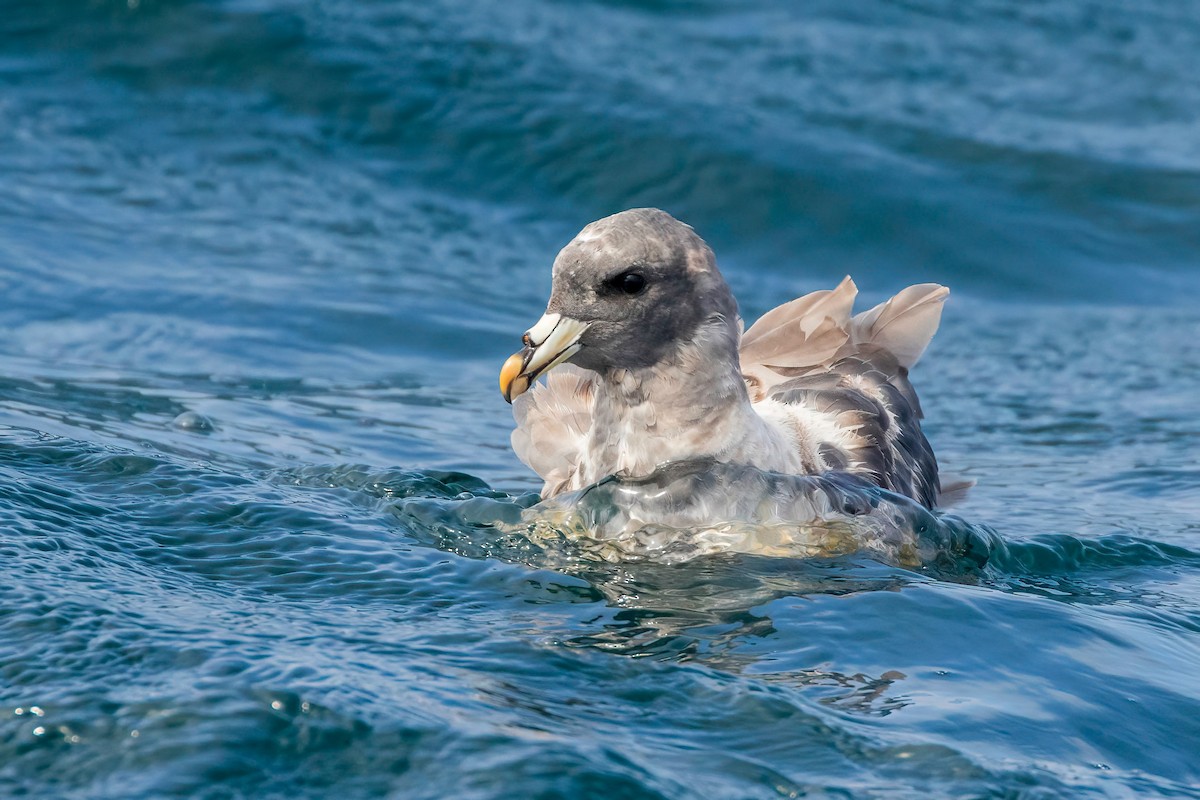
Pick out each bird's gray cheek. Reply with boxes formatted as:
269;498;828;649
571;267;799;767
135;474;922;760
579;320;614;348
546;287;597;321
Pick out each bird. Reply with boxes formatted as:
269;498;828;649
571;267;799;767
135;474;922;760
499;208;955;516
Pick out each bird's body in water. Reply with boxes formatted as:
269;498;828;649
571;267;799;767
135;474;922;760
500;209;957;525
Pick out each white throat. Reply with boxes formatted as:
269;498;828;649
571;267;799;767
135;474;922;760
571;320;802;489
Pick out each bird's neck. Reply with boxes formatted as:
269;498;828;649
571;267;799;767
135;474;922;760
577;320;790;486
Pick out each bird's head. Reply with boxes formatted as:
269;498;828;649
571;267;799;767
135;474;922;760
500;209;738;402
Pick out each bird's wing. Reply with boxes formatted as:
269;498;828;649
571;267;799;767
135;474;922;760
847;282;950;371
739;275;857;399
740;282;951;508
511;364;595;497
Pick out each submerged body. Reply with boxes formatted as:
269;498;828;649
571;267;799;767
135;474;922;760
501;209;956;550
526;459;987;569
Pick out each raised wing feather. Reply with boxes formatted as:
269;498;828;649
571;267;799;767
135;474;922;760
849;283;949;369
739;276;856;398
739;275;857;365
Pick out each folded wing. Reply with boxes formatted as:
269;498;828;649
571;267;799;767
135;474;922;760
740;279;950;508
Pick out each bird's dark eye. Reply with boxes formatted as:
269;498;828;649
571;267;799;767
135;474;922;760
607;271;646;295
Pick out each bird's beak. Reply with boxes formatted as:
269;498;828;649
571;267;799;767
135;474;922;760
499;313;589;403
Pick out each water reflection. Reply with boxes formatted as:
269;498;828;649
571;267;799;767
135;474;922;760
289;464;1200;731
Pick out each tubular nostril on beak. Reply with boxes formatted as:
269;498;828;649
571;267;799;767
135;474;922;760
499;313;587;403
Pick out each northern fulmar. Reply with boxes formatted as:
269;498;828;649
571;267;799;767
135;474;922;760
499;208;954;523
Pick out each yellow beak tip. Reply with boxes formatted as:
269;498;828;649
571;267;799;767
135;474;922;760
499;352;526;403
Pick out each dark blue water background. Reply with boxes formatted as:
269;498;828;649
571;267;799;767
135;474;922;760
2;1;1199;797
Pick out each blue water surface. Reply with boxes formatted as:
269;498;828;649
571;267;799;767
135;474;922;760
2;1;1199;797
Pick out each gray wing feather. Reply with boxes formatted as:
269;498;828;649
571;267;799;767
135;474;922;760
766;347;941;508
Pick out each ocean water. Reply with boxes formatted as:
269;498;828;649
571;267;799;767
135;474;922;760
2;1;1199;797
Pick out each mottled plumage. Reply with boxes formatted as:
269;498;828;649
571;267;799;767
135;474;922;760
502;208;954;512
